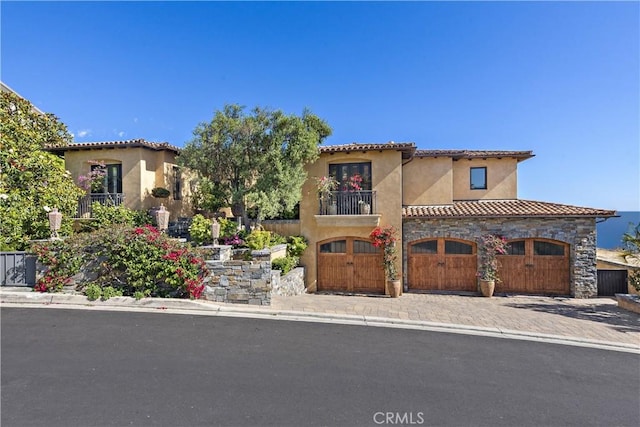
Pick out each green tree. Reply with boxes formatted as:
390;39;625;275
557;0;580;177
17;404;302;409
178;104;331;227
0;90;84;250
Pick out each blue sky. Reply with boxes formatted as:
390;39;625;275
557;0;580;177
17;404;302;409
2;1;638;211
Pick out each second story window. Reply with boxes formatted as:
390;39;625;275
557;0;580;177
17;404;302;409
329;162;372;191
470;167;487;190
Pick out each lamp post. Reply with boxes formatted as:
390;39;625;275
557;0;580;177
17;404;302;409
155;203;170;233
48;207;62;239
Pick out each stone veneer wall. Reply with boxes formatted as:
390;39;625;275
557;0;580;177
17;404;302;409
201;244;304;305
272;267;306;296
403;217;597;298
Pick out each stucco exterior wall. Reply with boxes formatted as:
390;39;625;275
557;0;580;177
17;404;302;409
300;149;404;292
403;157;453;205
63;147;193;220
452;158;518;200
403;216;598;297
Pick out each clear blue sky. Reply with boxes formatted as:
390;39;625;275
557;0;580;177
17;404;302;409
2;1;638;211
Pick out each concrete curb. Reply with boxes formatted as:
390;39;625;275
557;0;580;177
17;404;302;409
2;289;639;354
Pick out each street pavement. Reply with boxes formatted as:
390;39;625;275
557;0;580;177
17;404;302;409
1;287;638;352
3;308;639;427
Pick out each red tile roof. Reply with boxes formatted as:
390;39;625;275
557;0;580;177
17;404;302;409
415;149;534;161
320;142;416;158
403;200;616;218
46;139;180;154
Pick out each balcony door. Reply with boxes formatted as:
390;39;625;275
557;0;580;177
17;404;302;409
329;162;372;192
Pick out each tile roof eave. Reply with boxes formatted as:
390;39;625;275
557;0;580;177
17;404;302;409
402;200;617;219
320;142;417;158
45;139;180;154
415;149;535;161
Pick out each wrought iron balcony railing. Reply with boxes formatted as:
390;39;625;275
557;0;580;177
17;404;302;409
318;191;376;215
76;193;125;218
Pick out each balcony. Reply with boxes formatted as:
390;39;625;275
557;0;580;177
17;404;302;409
76;193;125;218
315;191;380;227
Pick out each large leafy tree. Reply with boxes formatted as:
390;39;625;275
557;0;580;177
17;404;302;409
179;104;331;226
0;90;84;250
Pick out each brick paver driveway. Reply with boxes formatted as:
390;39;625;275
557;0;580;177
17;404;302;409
271;292;640;346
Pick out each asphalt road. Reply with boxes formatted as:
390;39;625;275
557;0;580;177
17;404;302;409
2;307;638;427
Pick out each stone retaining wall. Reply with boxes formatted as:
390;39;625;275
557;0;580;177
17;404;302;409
203;259;272;305
201;245;304;305
404;217;597;298
272;267;306;296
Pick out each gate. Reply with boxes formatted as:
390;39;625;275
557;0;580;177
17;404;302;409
1;252;37;287
597;270;628;296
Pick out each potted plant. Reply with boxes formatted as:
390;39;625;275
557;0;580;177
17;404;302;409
151;187;171;198
314;176;338;214
477;234;509;297
370;225;401;297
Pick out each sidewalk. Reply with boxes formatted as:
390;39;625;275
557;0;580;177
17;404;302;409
2;287;638;353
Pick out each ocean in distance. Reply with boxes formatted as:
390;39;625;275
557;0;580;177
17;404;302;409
596;211;640;249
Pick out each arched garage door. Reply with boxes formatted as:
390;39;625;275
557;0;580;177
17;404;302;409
317;237;385;294
498;238;570;295
408;238;477;292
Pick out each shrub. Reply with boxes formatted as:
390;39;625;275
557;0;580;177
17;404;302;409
34;271;72;293
188;214;212;245
133;290;149;300
85;283;102;301
101;286;123;301
87;203;151;230
287;235;308;258
271;256;299;275
269;232;287;246
245;230;271;250
151;187;170;198
31;225;207;299
218;217;238;238
32;239;85;292
222;234;245;248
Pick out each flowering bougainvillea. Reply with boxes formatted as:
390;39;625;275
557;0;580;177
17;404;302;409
477;234;509;282
77;160;107;193
34;271;72;293
347;174;363;192
31;225;208;299
369;226;399;280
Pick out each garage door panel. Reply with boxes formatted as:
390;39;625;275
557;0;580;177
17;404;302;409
408;238;476;292
443;257;477;291
318;254;350;291
499;239;569;295
353;254;385;292
531;258;569;294
318;237;384;294
408;255;441;290
497;255;527;293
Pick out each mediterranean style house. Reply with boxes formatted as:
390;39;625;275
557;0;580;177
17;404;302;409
294;142;616;298
47;139;194;220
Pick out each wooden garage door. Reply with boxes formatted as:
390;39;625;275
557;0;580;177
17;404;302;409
408;238;477;292
498;239;570;295
317;237;385;293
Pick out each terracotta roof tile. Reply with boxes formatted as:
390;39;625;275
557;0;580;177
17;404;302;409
403;199;616;218
46;139;180;154
415;149;534;160
320;142;416;158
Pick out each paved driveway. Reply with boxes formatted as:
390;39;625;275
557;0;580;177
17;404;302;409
271;292;640;346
